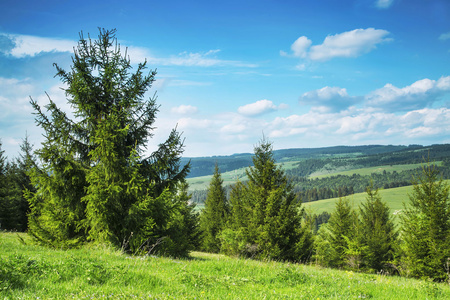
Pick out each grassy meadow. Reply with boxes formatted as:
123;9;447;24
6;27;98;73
2;232;450;299
302;180;450;225
309;163;425;179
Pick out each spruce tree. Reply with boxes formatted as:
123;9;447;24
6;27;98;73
359;183;397;272
0;138;35;231
0;140;9;230
226;138;313;261
219;180;250;256
400;162;450;281
200;164;229;253
321;197;358;268
26;29;192;254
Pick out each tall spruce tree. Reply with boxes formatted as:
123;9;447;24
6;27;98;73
224;138;313;261
359;183;397;272
319;197;359;268
400;162;450;281
26;29;192;254
200;164;229;252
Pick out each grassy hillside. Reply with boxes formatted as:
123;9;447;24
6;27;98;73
2;232;450;299
302;180;450;224
309;163;425;179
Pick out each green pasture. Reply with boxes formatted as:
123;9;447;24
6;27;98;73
187;166;248;191
2;232;450;299
302;180;450;224
309;163;426;179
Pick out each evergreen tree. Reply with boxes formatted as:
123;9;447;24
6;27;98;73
224;138;313;261
359;183;397;272
319;197;359;268
0;138;34;231
25;29;192;254
200;164;229;252
219;180;250;256
155;181;201;257
0;140;10;230
400;162;450;281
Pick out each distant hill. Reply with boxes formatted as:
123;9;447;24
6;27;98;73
181;144;445;178
185;143;450;206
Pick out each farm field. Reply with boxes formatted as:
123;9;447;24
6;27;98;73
1;232;450;299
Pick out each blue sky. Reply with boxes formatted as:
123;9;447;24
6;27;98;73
0;0;449;158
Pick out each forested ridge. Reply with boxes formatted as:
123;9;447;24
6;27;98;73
188;144;450;204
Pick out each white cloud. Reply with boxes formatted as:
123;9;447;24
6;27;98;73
299;86;359;112
0;33;256;70
309;28;391;61
171;105;198;115
375;0;394;9
283;28;391;63
238;99;278;116
366;76;450;111
0;33;75;57
439;32;450;41
291;36;312;58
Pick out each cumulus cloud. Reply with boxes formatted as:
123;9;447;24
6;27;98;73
365;76;450;111
299;86;360;112
238;99;279;116
171;105;198;115
291;36;312;58
283;28;391;62
266;107;450;144
375;0;394;9
0;33;75;57
309;28;391;61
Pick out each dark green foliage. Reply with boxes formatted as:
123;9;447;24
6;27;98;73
200;164;229;253
359;183;397;272
222;138;313;262
25;29;195;255
0;140;9;230
400;162;450;281
316;197;360;268
0;138;33;232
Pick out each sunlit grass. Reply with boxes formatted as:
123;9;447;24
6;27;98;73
303;180;450;225
309;163;426;179
2;232;450;299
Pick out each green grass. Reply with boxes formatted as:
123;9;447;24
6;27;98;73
2;232;450;299
303;180;450;224
187;167;248;191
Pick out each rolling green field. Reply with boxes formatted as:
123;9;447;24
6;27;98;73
302;180;450;224
186;167;247;191
2;232;450;299
309;163;425;179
